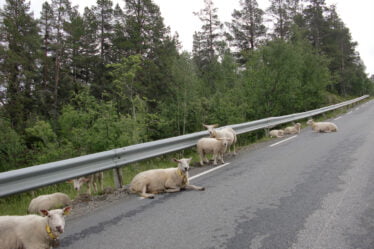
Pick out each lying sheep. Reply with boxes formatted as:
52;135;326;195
129;158;204;199
307;119;338;132
0;207;71;249
284;123;301;135
67;172;104;195
203;124;237;155
197;137;230;166
269;129;284;138
28;192;71;214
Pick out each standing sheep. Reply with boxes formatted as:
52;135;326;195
0;207;71;249
269;129;284;138
203;124;237;155
307;119;338;132
284;123;301;135
67;172;104;195
129;158;204;199
197;137;230;166
28;192;71;214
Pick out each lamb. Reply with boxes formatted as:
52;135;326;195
307;119;338;132
283;123;301;135
0;207;71;249
67;172;104;195
203;124;237;155
197;137;230;166
28;192;71;214
269;129;284;138
129;158;204;199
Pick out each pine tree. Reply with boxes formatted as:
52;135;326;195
267;0;301;40
226;0;266;63
0;0;41;130
193;0;223;64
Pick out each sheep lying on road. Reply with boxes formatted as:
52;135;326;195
0;207;71;249
197;137;230;166
28;192;71;214
67;172;104;195
269;129;284;138
307;119;338;132
284;123;301;135
203;124;237;155
129;158;205;199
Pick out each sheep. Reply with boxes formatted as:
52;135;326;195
129;158;204;199
203;124;237;155
269;129;284;138
307;119;338;132
28;192;71;214
67;172;104;195
0;207;71;249
283;123;301;135
197;137;230;166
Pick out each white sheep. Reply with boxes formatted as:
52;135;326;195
197;137;230;166
67;172;104;195
307;119;338;132
283;123;301;135
269;129;284;138
203;124;237;155
0;207;71;249
28;192;71;214
129;158;204;199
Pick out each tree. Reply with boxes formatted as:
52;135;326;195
226;0;266;63
193;0;223;65
267;0;301;40
0;0;41;130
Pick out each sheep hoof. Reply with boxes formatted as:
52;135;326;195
200;187;205;191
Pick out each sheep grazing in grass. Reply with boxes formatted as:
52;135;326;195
0;207;71;249
197;137;230;166
284;123;301;135
307;119;338;132
67;172;104;195
28;192;71;214
269;129;284;138
129;158;204;199
203;124;237;155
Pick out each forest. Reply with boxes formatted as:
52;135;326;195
0;0;373;173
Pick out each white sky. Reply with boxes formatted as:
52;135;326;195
0;0;373;75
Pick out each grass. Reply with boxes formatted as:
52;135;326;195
0;97;370;216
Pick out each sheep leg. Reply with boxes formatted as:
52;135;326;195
219;153;225;164
213;154;218;165
165;187;181;193
140;185;155;199
185;184;205;191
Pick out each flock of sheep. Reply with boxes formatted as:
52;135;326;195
0;118;337;249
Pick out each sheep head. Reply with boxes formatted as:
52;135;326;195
173;158;192;173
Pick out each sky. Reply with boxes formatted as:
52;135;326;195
0;0;373;76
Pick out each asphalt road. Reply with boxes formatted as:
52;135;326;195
60;100;374;249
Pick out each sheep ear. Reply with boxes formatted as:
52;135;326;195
212;124;218;128
187;158;192;164
66;180;73;184
40;209;49;216
173;158;180;163
63;206;72;215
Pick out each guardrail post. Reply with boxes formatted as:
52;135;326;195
113;168;123;188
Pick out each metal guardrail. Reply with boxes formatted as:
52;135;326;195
0;95;369;197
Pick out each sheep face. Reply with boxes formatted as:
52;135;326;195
40;207;71;235
307;119;314;126
203;124;218;137
69;177;89;191
174;158;192;173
